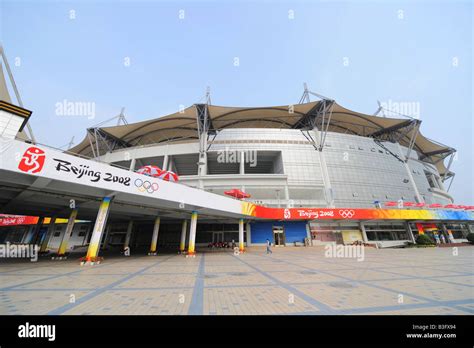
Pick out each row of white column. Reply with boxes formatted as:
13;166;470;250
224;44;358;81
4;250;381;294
28;198;249;263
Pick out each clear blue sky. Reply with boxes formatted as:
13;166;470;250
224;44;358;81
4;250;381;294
1;0;472;203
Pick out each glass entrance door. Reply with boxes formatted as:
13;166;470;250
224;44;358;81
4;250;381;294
272;226;286;246
213;232;224;243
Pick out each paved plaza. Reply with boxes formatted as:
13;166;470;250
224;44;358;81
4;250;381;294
0;246;473;315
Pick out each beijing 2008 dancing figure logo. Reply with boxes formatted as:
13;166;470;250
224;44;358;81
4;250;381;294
18;147;46;173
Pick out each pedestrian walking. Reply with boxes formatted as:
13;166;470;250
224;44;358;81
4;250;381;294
266;239;272;254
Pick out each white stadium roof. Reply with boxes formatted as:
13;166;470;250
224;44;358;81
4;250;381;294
70;101;455;177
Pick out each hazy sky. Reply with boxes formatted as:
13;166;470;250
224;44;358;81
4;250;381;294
1;0;472;203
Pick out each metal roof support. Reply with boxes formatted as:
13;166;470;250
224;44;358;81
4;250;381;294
446;152;456;173
94;128;101;158
87;130;97;158
195;88;214;187
419;148;455;161
0;45;36;143
396;143;424;203
86;127;131;158
405;121;420;161
373;100;385;117
298;83;311;104
441;152;457;183
368;119;417;139
318;100;335;151
295;86;335;207
446;173;456;192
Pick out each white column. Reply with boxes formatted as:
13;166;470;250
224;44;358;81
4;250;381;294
179;220;187;253
187;212;198;256
21;226;34;243
56;210;78;257
124;220;133;250
129;158;136;171
359;223;369;243
162;155;169;171
240;151;245;174
406;222;416;243
84;197;112;263
30;216;45;244
149;217;160;255
40;216;56;252
285;185;290;207
239;218;245;252
198;153;207;189
305;222;313;246
246;222;251;246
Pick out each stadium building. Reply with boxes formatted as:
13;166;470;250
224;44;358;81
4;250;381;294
0;48;472;257
59;88;472;249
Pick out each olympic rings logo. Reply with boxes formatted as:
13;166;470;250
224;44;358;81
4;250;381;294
338;209;355;219
134;178;159;194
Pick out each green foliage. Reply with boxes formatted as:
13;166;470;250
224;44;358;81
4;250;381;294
416;234;435;245
466;233;474;244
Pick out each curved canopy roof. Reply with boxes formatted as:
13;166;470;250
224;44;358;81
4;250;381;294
69;101;455;176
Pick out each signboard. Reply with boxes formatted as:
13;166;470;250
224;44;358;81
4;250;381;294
0;138;242;216
0;215;85;227
241;203;474;221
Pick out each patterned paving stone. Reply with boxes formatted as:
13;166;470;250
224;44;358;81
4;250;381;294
0;246;472;315
14;275;124;290
205;265;254;273
324;269;407;281
435;276;474;286
116;274;196;288
142;265;199;274
204;272;273;287
0;275;51;288
371;278;474;302
62;289;192;315
266;270;342;284
0;291;91;314
378;267;466;278
203;286;317;315
294;282;425;310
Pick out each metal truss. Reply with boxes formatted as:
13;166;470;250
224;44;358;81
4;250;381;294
373;139;404;163
86;127;130;158
295;83;335;151
0;45;36;143
195;88;216;153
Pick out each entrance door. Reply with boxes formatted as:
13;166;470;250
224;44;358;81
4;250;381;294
213;232;224;243
273;226;286;246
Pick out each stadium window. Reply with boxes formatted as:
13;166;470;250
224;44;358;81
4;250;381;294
424;171;438;189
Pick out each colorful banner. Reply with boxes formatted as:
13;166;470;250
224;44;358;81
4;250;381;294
241;203;474;221
0;215;85;227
